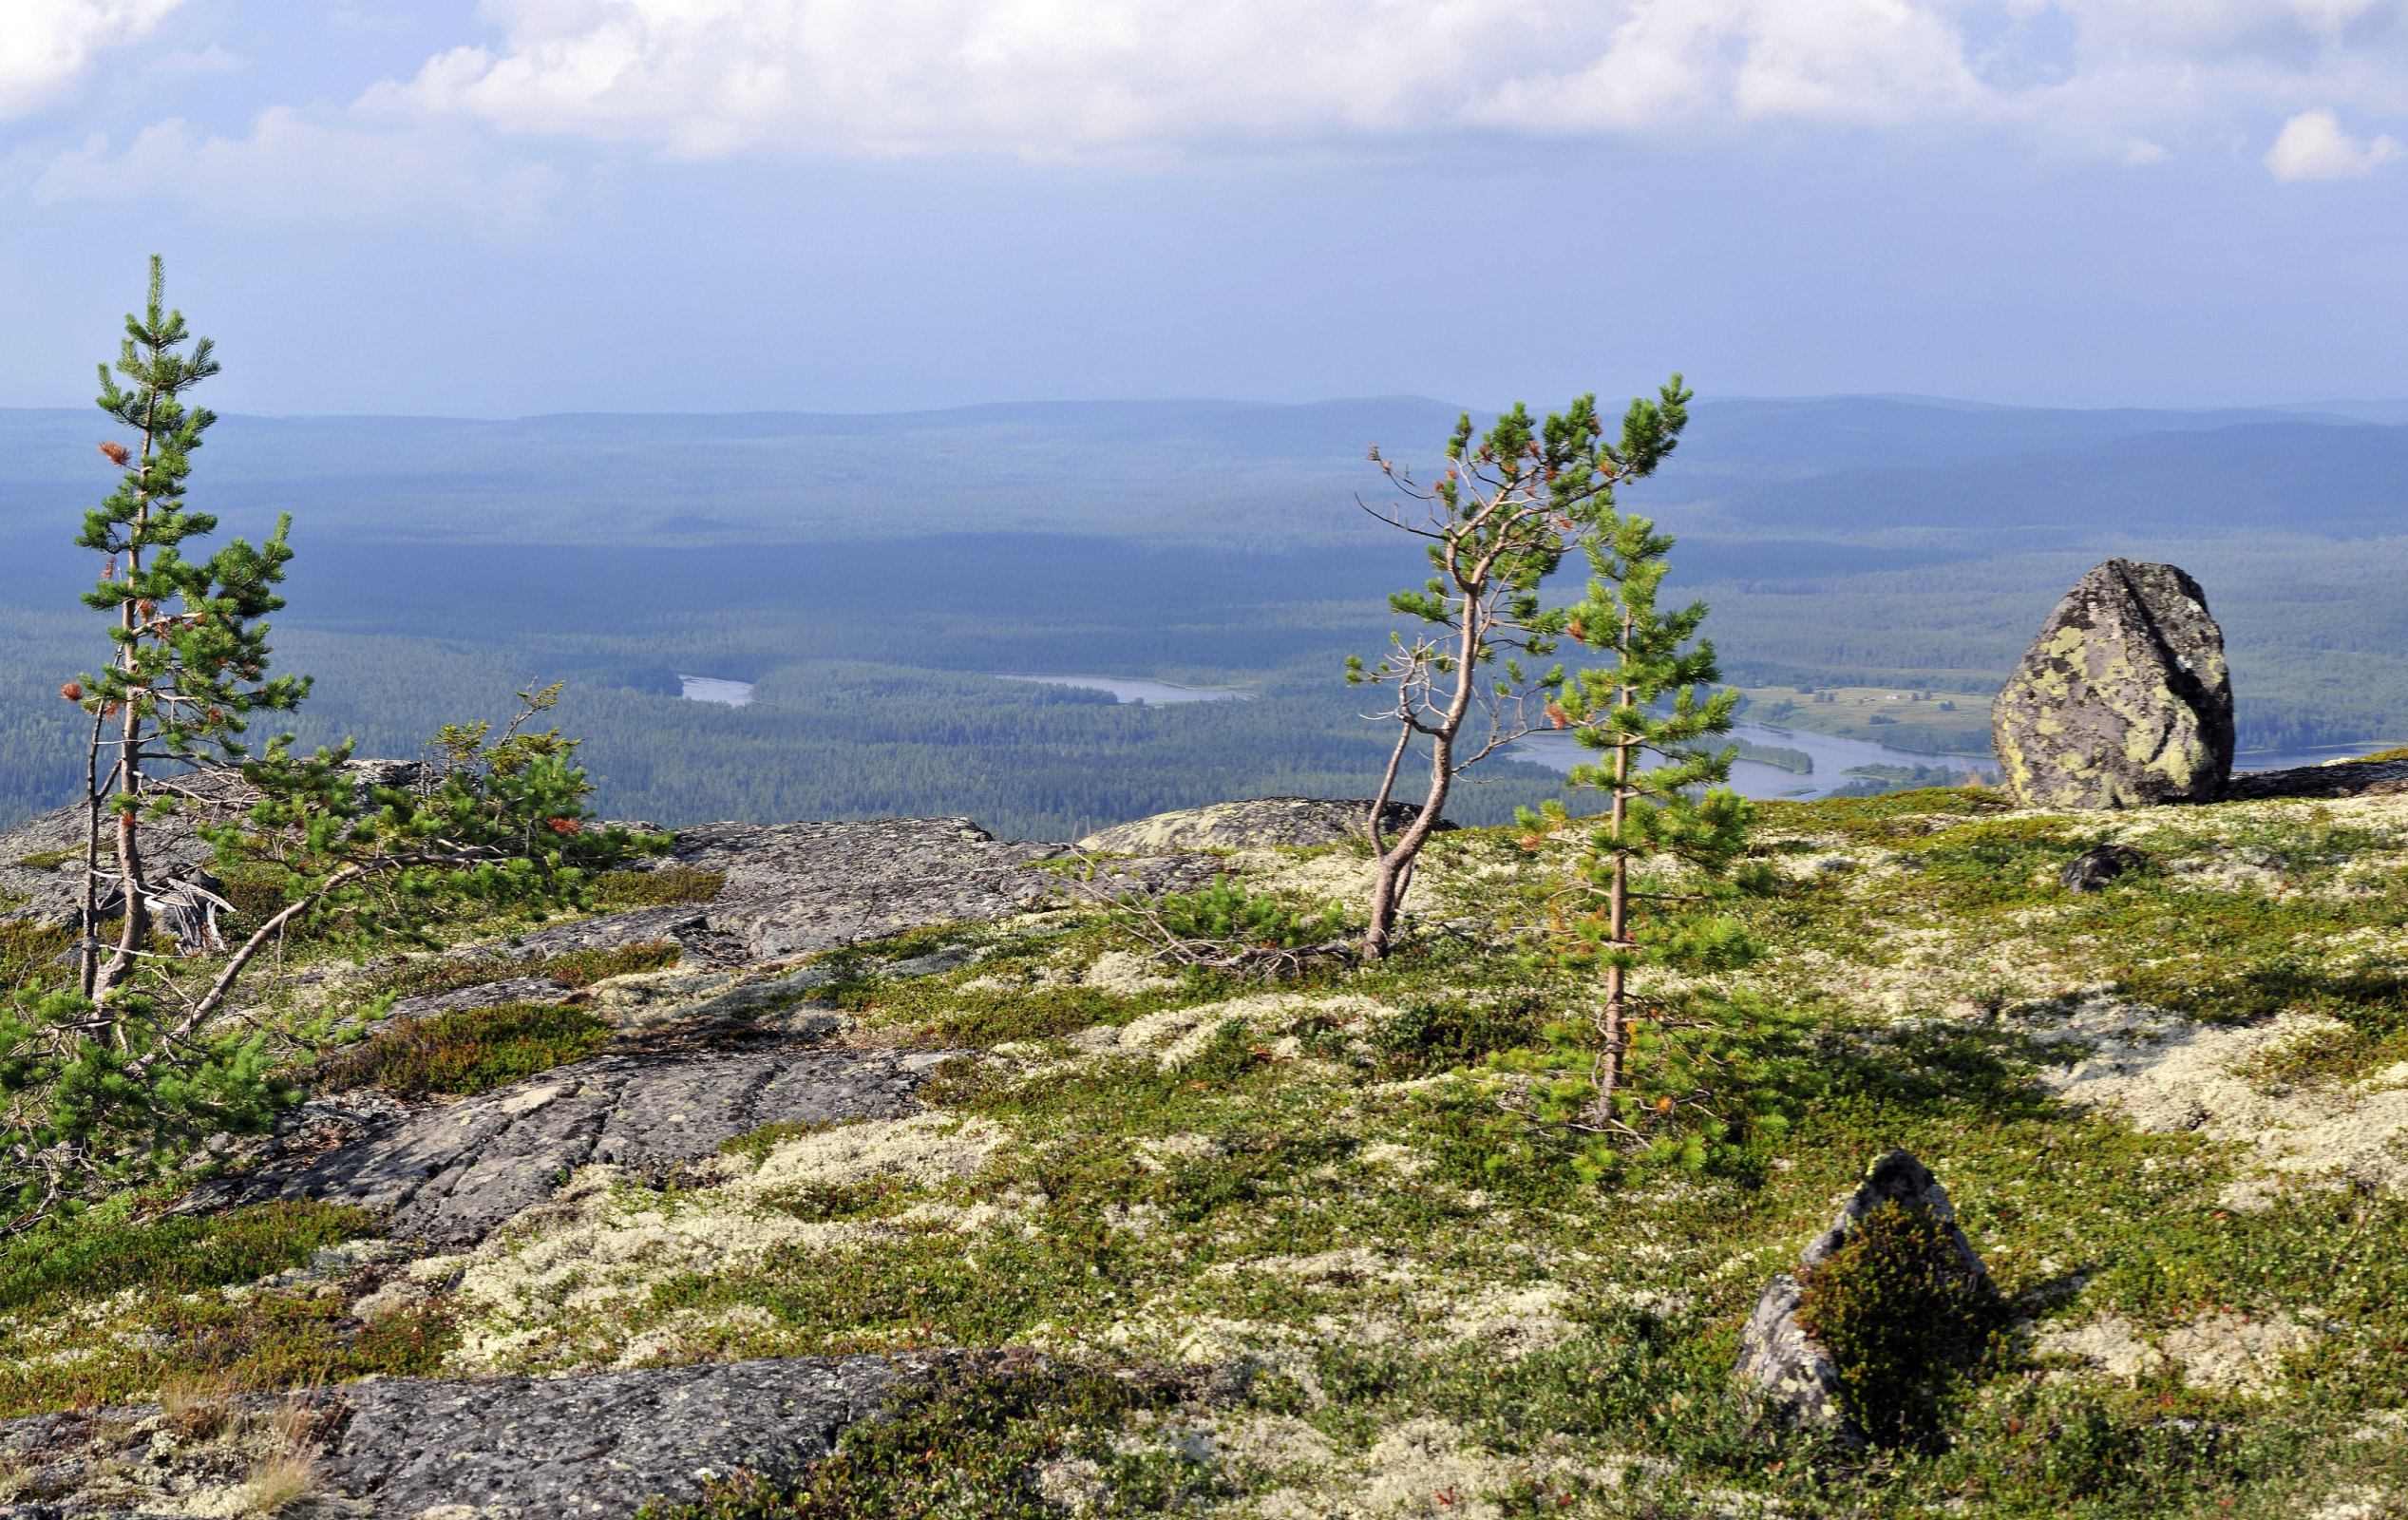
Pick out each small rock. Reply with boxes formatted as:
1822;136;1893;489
351;1279;429;1322
2061;845;2150;893
1991;560;2234;808
884;947;978;978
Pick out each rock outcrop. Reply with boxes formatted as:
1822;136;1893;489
2223;750;2408;802
1991;560;2234;808
182;1042;949;1247
0;1355;930;1517
323;1356;905;1515
1736;1150;1996;1440
1076;797;1445;854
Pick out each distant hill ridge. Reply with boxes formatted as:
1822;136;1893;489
0;393;2386;549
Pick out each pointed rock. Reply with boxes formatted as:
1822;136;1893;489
1991;560;2233;808
1737;1150;1996;1443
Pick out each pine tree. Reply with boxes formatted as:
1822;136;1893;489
1518;507;1776;1130
71;256;308;1002
1350;381;1690;960
0;262;664;1229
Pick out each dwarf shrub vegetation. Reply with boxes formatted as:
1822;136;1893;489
592;867;726;906
640;1363;1207;1519
1794;1201;2007;1447
320;1001;614;1096
0;1201;373;1312
1146;874;1345;950
363;940;681;1002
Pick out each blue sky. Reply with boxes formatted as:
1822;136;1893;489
3;0;2405;416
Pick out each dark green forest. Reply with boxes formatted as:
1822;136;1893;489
2;394;2403;837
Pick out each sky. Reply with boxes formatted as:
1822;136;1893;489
2;0;2405;416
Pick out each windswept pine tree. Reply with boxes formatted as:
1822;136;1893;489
1348;379;1691;959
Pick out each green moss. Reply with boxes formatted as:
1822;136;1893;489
0;1203;457;1415
1754;786;2012;845
319;1000;614;1095
11;850;72;871
0;1291;456;1416
542;940;685;987
920;987;1160;1047
595;867;727;907
0;920;75;998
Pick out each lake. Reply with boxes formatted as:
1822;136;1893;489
679;675;754;706
997;674;1251;704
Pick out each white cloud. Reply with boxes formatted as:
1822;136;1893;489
2265;105;2402;178
340;0;2408;162
147;45;242;80
27;0;2408;219
35;109;563;233
0;0;186;121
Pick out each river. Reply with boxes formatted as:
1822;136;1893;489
1506;722;1993;801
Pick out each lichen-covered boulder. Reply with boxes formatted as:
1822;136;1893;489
1992;560;2233;808
1075;797;1444;854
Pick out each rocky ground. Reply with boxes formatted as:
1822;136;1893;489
3;774;2408;1518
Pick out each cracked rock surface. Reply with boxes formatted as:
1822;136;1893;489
325;1355;902;1516
601;817;1072;961
0;1356;917;1519
183;1045;950;1247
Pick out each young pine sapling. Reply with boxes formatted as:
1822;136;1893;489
1519;509;1777;1136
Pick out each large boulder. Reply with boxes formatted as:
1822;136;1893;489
1076;797;1445;854
1991;560;2233;808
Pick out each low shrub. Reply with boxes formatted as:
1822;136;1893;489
1147;875;1345;951
11;851;72;872
595;868;726;906
215;864;296;925
1794;1200;2006;1447
0;1203;376;1313
318;1001;615;1096
542;940;686;988
0;1293;456;1417
1373;994;1546;1078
